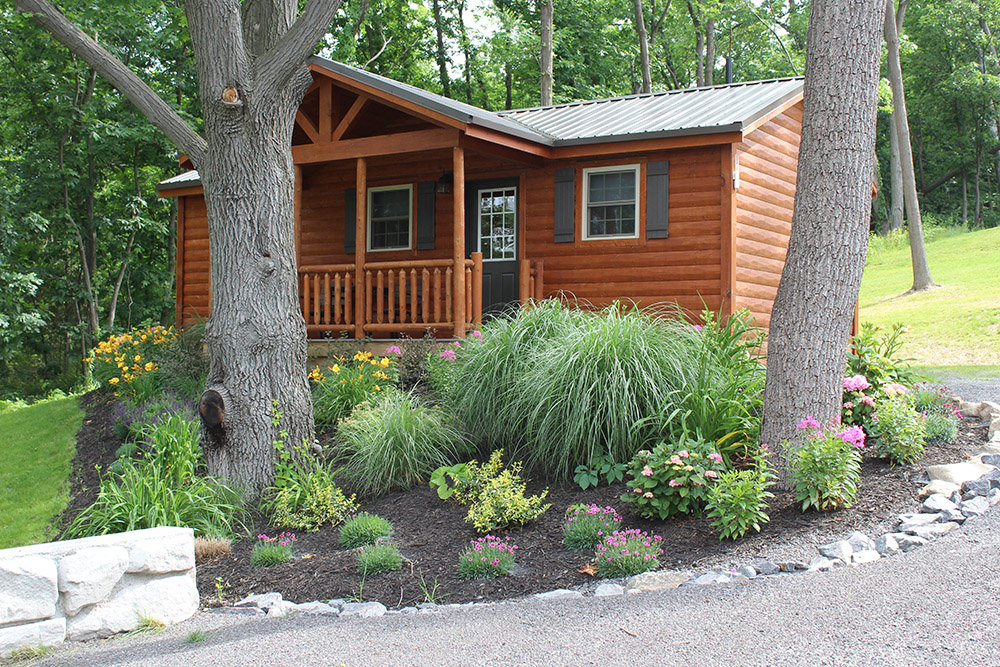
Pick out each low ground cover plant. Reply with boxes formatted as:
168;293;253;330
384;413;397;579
790;418;865;512
251;533;295;567
594;529;663;578
872;391;926;464
339;513;393;548
622;437;726;519
310;351;399;428
356;538;403;575
457;536;518;579
336;389;471;497
562;504;622;551
705;446;775;540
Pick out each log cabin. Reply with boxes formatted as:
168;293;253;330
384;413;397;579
157;56;804;341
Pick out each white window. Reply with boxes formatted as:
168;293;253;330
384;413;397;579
582;165;640;240
367;185;412;251
478;187;517;261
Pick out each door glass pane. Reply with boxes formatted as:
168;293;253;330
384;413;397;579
479;188;516;261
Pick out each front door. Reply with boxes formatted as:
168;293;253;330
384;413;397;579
466;178;519;315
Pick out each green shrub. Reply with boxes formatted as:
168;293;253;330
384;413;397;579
847;323;919;389
251;533;295;567
339;513;393;548
705;450;774;540
336;389;471;497
572;452;627;490
456;536;518;579
909;383;960;443
310;351;399;428
924;413;959;443
872;393;926;464
790;418;864;512
562;504;622;551
594;529;663;578
153;322;208;401
356;539;403;575
450;450;550;533
622;436;726;520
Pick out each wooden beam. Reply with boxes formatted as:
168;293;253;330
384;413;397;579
292;128;460;164
550;131;743;159
463;125;549;158
318;78;332;139
295;110;321;144
355;158;367;337
452;146;466;337
157;185;203;198
459;135;545;168
174;196;185;327
331;94;368;142
720;144;738;319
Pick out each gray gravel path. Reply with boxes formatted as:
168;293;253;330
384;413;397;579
36;504;1000;667
927;373;1000;404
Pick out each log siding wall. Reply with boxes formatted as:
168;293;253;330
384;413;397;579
732;101;803;330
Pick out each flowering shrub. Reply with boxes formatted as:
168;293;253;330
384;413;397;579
339;513;393;549
910;384;961;444
790;418;863;512
871;393;926;464
87;325;178;401
250;533;295;567
705;446;775;540
309;351;399;428
594;529;663;578
841;373;878;432
562;504;622;551
457;536;517;579
356;539;403;575
622;437;726;520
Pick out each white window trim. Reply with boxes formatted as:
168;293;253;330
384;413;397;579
477;186;518;263
581;164;641;241
367;184;413;252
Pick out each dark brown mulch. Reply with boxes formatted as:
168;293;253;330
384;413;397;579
61;390;122;528
63;390;992;609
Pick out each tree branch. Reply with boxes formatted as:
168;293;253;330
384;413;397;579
256;0;342;95
14;0;207;165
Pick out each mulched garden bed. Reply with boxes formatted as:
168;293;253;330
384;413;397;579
64;388;991;609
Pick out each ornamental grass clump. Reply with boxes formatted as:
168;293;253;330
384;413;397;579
562;504;622;551
356;538;403;575
790;417;865;512
705;446;775;540
336;389;472;497
594;529;663;578
339;513;393;548
250;533;295;567
871;391;926;465
457;536;518;579
622;437;726;519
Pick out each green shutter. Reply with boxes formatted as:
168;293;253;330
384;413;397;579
646;161;669;239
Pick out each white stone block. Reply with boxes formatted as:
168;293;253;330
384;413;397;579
0;557;58;625
0;618;65;659
59;546;129;616
127;535;194;574
66;570;198;641
978;402;1000;420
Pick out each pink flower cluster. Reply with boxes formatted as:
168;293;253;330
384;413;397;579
843;374;871;392
797;416;865;450
258;532;296;547
594;529;664;563
439;349;457;361
837;425;866;449
467;535;517;556
385;345;402;356
883;382;909;396
565;504;622;524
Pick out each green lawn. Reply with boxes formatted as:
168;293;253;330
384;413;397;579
0;397;83;549
859;226;1000;365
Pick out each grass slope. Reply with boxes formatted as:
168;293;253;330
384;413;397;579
0;397;83;548
860;226;1000;366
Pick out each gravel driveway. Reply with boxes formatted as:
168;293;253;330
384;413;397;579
36;500;1000;667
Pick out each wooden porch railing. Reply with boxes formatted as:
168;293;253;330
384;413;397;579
300;253;482;338
518;259;545;304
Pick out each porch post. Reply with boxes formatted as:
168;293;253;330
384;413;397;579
452;146;466;337
355;157;367;337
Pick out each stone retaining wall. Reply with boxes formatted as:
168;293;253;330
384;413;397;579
0;526;198;657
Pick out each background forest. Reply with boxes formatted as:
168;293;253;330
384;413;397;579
1;0;996;400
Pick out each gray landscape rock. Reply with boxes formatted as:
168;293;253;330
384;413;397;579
989;489;1000;505
778;562;808;573
979;402;1000;419
266;600;297;618
736;566;757;579
534;589;583;600
922;493;959;513
889;533;929;552
959;401;982;418
851;550;880;565
918;480;960;499
818;540;853;562
694;572;731;585
65;570;198;641
0;556;59;625
937;509;966;523
399;607;418;614
340;602;387;618
926;462;993;486
753;561;780;576
990;416;1000;439
58;546;129;616
593;583;625;597
0;618;65;659
625;571;691;593
961;496;990;517
325;599;345;611
208;606;264;617
847;532;876;553
235;592;282;611
897;513;943;532
874;534;900;556
962;478;992;497
981;454;1000;467
905;522;960;541
807;557;836;572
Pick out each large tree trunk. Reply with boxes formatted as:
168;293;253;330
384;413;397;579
888;103;904;232
704;18;715;86
540;0;553;105
883;0;937;291
760;0;883;487
633;0;652;94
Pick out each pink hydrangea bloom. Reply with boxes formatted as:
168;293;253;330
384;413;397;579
883;382;909;396
678;450;689;458
707;452;723;463
668;479;682;487
860;395;875;407
641;465;654;477
843;401;854;410
705;470;719;479
843;374;871;392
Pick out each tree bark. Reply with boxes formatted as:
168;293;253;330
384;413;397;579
633;0;652;94
540;0;553;105
888;102;904;232
760;0;884;488
431;0;450;97
883;0;937;291
688;1;705;86
704;18;715;86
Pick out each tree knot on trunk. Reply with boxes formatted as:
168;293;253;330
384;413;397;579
221;86;242;106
